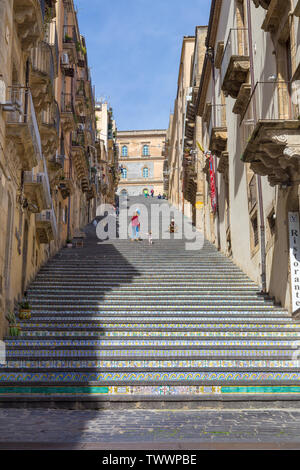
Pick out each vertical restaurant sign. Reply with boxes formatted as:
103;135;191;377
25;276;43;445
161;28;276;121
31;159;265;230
209;154;217;213
288;212;300;313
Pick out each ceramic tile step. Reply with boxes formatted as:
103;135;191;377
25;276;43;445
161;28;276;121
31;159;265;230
24;315;292;322
1;370;300;384
4;348;298;359
14;330;300;339
6;338;300;348
2;384;300;398
4;351;298;361
2;359;300;369
27;307;285;314
30;282;258;288
18;322;300;331
27;299;276;306
28;286;260;292
26;295;274;303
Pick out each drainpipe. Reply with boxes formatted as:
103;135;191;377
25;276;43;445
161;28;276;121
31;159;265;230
246;0;267;293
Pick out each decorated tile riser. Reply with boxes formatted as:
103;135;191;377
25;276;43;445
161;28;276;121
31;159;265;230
18;322;299;329
1;385;300;395
5;349;295;358
0;360;298;369
21;316;291;322
16;331;300;338
5;339;300;346
1;372;300;382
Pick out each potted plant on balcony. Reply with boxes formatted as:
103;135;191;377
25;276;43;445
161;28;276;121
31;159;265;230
64;34;72;43
5;312;21;337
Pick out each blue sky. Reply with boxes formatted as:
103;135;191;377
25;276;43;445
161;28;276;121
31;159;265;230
75;0;211;131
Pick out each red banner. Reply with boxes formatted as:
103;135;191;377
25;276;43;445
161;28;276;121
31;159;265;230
209;155;217;213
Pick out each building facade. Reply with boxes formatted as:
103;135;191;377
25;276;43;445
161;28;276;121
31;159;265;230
95;101;119;205
166;28;207;228
167;0;300;314
0;0;108;337
117;129;166;197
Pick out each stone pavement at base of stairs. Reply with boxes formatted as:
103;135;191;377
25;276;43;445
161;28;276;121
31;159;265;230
1;408;300;449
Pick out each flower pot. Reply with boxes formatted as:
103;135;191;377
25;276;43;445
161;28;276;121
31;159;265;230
9;325;21;337
19;309;31;320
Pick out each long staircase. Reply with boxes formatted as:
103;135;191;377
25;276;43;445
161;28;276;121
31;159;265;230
1;196;300;407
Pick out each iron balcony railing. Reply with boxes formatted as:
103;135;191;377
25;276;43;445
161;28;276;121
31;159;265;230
63;25;77;44
36;207;57;238
6;86;42;163
61;92;74;114
44;20;59;75
72;130;85;147
23;171;52;208
41;100;60;135
221;28;248;87
208;104;227;138
240;81;300;146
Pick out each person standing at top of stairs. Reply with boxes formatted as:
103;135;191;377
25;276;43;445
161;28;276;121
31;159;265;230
131;209;141;241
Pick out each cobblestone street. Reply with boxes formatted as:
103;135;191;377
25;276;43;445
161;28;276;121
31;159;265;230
1;408;300;449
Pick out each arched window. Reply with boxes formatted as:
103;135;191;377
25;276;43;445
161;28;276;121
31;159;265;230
143;145;150;156
121;167;127;179
122;145;128;157
143;167;149;178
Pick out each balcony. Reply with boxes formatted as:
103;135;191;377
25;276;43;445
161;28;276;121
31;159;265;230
5;86;42;170
75;79;86;114
48;154;64;172
35;208;57;244
40;100;60;156
241;81;300;186
232;83;252;116
63;25;78;64
13;0;44;51
208;104;228;156
259;0;287;33
252;0;271;7
58;171;74;199
30;41;55;111
23;171;52;213
221;28;250;99
60;93;76;133
217;151;229;176
71;130;89;179
45;20;59;77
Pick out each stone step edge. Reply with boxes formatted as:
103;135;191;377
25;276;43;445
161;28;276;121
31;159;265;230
4;355;295;360
17;327;300;333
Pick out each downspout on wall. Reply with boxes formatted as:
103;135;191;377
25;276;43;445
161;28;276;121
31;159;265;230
246;0;267;293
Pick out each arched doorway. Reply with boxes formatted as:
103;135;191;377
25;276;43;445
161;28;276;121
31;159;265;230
21;220;29;293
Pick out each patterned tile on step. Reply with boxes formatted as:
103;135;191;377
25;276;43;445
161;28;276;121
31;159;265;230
1;371;300;382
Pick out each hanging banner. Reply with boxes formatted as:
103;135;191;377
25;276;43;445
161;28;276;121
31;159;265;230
288;212;300;313
209;155;217;213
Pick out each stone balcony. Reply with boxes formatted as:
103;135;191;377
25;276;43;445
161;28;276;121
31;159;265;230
13;0;44;51
208;104;228;157
75;80;86;114
30;40;55;112
23;171;52;213
241;81;300;187
48;154;64;173
62;25;78;64
40;100;60;157
58;171;74;199
71;130;89;180
221;28;250;99
252;0;287;33
5;86;42;170
35;208;57;244
60;93;76;133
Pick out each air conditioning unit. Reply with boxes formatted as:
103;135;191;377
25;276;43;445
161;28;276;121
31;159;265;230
61;53;69;65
